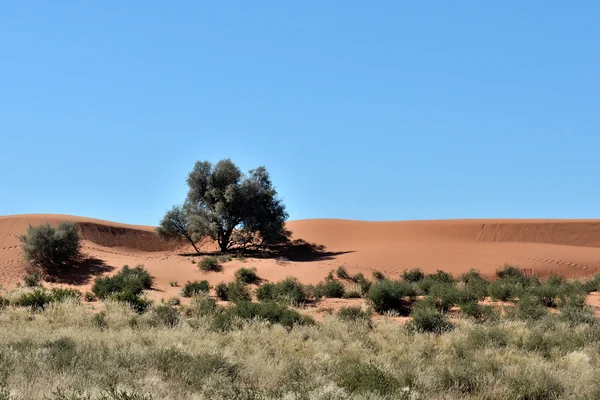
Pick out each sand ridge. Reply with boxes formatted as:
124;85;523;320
1;214;600;299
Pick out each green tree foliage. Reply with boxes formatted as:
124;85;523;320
19;222;81;275
158;159;289;252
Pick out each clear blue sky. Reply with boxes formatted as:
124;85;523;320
1;2;598;225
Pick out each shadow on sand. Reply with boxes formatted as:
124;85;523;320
48;257;115;285
178;239;354;263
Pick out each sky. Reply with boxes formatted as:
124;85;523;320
1;2;599;225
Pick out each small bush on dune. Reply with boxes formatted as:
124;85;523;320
372;270;386;281
559;304;599;326
315;279;345;298
23;271;43;287
13;289;53;311
417;270;455;294
226;281;252;303
199;256;222;272
488;280;517;301
181;280;210;298
409;303;453;333
428;283;461;312
401;268;425;283
167;297;180;306
366;280;416;314
224;301;313;329
184;294;219;318
336;266;351;280
517;295;548;321
460;302;497;322
150;305;180;328
50;288;82;302
352;273;372;295
334;359;400;396
255;278;309;305
342;284;363;298
215;282;229;301
110;291;151;313
337;306;372;324
19;222;81;275
234;267;259;284
217;254;232;263
92;265;153;299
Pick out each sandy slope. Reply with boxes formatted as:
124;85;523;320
2;215;600;301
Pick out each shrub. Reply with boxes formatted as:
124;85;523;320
255;278;308;305
417;270;455;294
560;305;599;326
234;267;259;284
228;301;313;329
19;222;81;275
488;280;517;301
185;295;219;318
410;305;453;333
496;264;524;280
428;283;461;312
167;297;181;306
583;272;600;293
50;288;81;302
337;306;372;323
372;270;386;281
218;255;232;263
23;271;43;287
366;280;416;314
150;305;180;328
110;291;151;313
315;280;345;298
199;256;222;272
83;291;96;302
227;281;252;303
401;268;425;282
342;284;363;299
0;296;9;309
353;273;372;294
92;265;153;299
336;266;351;280
13;289;52;311
181;280;210;297
517;295;548;321
215;282;229;301
325;270;335;281
334;359;399;396
460;302;496;322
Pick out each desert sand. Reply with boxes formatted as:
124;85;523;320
2;214;600;301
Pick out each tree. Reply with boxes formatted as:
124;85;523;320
19;222;82;275
158;159;290;252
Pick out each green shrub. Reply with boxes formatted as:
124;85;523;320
50;288;82;302
256;278;308;305
496;264;524;280
92;265;153;299
19;222;81;275
372;270;386;281
13;289;52;311
410;305;453;333
150;305;180;328
366;280;416;314
336;266;351;280
488;280;517;301
583;272;600;293
199;256;222;272
337;306;372;323
110;291;151;313
334;359;399;395
215;282;229;301
315;280;345;298
184;295;219;318
428;283;462;312
460;302;496;322
401;268;425;282
517;295;548;321
227;281;251;303
559;305;599;326
234;267;259;284
217;254;232;263
226;301;313;329
417;270;455;294
353;273;372;294
23;271;43;287
181;280;210;297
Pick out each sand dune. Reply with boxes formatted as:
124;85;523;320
1;214;600;299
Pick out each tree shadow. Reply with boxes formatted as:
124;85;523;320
177;239;354;263
47;257;115;285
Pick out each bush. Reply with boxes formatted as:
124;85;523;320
215;282;229;301
417;270;455;294
372;270;386;281
13;289;52;311
460;302;496;322
342;284;363;299
228;301;313;329
560;305;599;326
428;283;461;312
410;305;453;333
167;297;180;306
234;267;259;284
227;281;252;303
23;271;43;287
150;305;180;328
401;268;425;282
366;280;416;314
334;359;399;396
50;288;81;302
19;222;81;274
83;291;96;302
517;295;548;321
337;306;372;323
185;295;219;318
92;265;153;299
336;266;351;280
315;280;345;298
0;296;9;309
181;280;210;297
255;278;308;305
496;264;524;280
110;291;151;313
353;273;372;294
488;280;517;301
199;256;222;272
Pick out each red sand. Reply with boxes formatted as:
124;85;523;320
2;214;600;302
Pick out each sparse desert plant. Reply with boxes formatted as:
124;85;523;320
199;256;222;272
181;280;210;297
315;279;345;298
169;281;178;287
401;268;425;283
19;222;81;275
325;270;335;281
23;271;43;287
234;267;259;284
13;289;53;311
92;265;153;299
337;306;372;324
226;281;252;303
150;305;180;328
218;254;232;263
83;291;96;302
409;304;453;333
50;287;82;302
215;282;229;301
167;297;181;306
336;266;351;280
343;284;363;299
226;301;313;329
372;270;386;281
366;279;416;314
